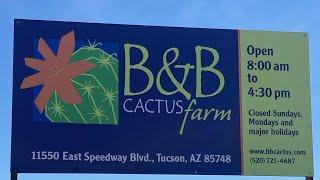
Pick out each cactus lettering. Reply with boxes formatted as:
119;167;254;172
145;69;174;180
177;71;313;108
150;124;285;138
123;43;232;135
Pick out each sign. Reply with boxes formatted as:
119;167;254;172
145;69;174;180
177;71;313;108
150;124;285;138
11;19;313;176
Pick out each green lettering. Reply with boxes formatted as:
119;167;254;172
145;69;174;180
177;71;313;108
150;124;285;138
124;43;153;95
195;46;225;97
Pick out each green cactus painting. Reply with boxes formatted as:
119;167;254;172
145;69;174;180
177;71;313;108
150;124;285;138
45;43;119;125
20;31;119;125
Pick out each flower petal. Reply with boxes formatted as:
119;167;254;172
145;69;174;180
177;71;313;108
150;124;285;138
24;58;45;71
34;83;54;113
63;61;96;78
57;31;75;65
20;72;45;89
38;38;57;64
56;80;82;104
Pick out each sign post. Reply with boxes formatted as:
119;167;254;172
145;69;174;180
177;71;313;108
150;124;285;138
11;19;313;178
10;172;17;180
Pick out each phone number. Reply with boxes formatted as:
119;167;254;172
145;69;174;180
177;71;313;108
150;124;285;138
250;157;295;164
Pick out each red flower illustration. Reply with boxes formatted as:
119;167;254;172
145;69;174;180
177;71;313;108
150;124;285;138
20;31;96;113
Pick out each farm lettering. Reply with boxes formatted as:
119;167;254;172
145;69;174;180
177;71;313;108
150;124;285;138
122;43;232;135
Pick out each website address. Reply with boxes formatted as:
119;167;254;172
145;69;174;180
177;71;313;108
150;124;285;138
249;148;306;156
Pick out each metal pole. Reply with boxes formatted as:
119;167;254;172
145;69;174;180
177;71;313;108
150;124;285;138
10;172;17;180
306;177;313;180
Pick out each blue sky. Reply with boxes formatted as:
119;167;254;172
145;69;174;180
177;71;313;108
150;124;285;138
0;0;319;179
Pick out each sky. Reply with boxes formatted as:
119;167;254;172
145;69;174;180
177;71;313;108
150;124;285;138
0;0;319;179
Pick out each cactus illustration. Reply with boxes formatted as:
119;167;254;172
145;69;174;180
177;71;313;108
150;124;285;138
45;42;119;125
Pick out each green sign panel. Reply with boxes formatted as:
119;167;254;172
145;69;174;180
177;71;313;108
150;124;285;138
239;31;313;176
